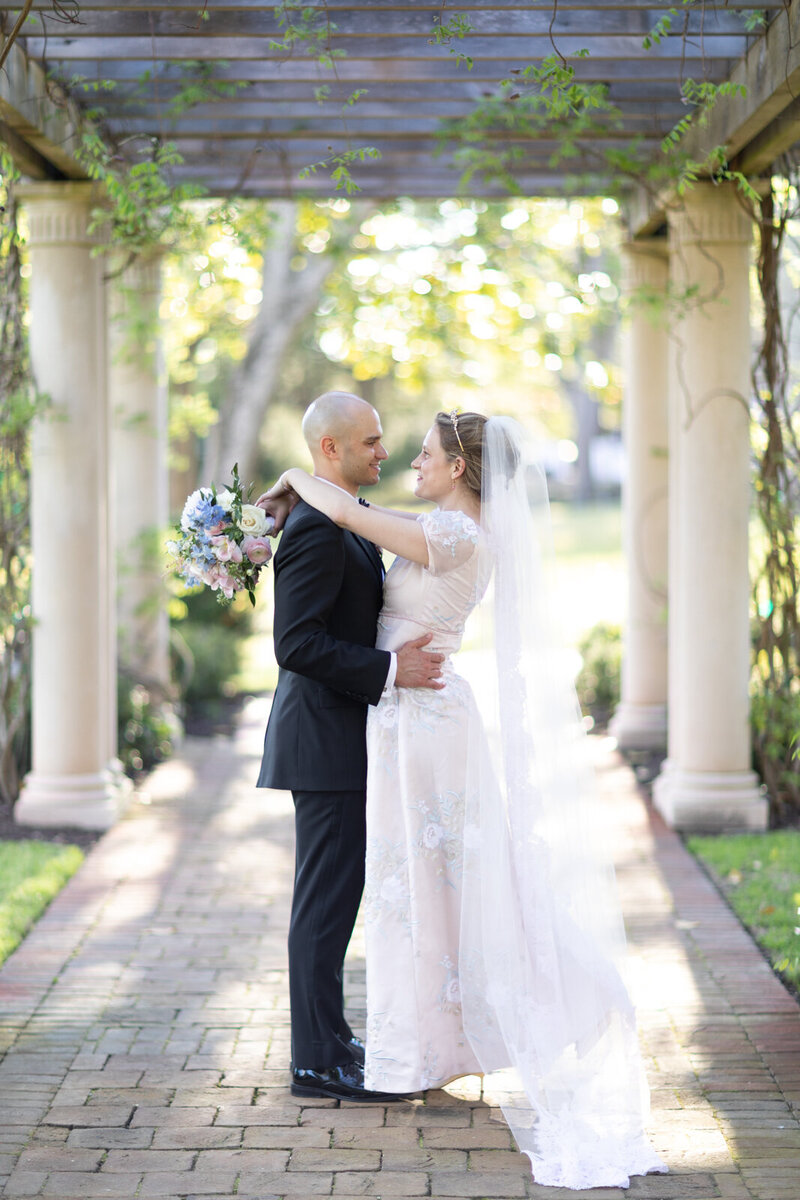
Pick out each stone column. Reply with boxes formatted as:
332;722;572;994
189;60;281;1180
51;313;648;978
610;240;669;751
16;183;127;830
653;182;766;831
110;253;170;692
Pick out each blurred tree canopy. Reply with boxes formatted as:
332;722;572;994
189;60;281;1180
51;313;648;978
163;194;623;498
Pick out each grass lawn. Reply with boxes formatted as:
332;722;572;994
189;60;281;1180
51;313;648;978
549;498;622;562
0;841;84;966
687;831;800;993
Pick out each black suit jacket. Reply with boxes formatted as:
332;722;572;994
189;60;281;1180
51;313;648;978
257;499;391;792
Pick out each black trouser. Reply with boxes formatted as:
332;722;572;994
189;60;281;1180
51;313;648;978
289;788;366;1070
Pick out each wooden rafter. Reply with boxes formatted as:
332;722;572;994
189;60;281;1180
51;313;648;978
0;0;798;224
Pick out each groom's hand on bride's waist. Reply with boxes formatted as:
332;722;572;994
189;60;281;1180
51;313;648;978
395;633;445;689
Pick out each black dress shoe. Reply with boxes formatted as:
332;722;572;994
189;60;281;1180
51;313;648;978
291;1061;400;1103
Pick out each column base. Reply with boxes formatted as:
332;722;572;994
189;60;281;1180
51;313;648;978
652;759;767;833
15;768;133;831
609;702;667;752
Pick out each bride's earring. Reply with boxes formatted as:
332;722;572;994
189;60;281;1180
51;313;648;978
451;476;457;491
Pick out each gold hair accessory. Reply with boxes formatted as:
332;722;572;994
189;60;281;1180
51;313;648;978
449;409;465;454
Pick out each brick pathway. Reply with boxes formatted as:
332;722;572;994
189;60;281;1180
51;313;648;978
1;697;799;1200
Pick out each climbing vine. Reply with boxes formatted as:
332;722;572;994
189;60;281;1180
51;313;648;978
0;155;47;808
269;2;381;194
0;1;81;72
64;67;245;261
750;177;800;824
438;50;756;208
271;1;345;68
430;9;475;71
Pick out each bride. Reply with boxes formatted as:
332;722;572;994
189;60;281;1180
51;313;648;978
261;410;666;1191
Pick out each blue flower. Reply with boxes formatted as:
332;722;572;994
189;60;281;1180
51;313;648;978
190;540;216;567
180;489;226;533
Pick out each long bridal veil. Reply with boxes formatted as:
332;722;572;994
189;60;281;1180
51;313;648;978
459;416;666;1190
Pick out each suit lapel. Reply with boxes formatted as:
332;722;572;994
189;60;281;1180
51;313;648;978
349;530;384;583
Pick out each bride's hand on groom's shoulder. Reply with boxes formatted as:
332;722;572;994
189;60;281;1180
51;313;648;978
395;633;445;690
256;487;297;533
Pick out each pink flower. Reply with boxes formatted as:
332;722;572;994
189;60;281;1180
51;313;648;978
242;535;273;565
210;535;243;564
206;564;237;599
208;520;228;536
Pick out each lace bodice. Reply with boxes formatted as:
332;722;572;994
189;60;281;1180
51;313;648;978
376;509;490;657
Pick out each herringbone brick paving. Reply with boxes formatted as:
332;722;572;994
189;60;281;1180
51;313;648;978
1;697;799;1199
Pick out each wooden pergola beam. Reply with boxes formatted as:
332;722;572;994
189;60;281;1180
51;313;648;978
0;41;84;178
6;0;790;10
0;117;63;178
15;56;747;83
12;8;767;37
736;95;800;175
631;0;800;232
1;0;794;201
681;0;800;162
22;34;752;62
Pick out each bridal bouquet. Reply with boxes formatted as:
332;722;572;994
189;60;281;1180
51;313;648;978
167;464;274;607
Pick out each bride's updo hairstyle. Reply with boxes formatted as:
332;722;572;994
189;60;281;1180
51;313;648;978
434;410;487;499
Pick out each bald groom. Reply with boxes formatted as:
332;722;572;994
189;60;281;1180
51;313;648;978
257;391;442;1102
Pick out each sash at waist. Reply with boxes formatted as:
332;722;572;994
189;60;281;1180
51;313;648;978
376;612;463;656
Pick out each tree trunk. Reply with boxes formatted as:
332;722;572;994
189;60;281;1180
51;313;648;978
201;201;335;485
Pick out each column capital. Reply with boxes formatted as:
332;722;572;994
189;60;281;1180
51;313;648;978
667;182;753;248
18;181;104;249
622;238;669;292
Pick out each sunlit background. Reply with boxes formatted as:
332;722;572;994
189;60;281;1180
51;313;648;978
164;196;625;642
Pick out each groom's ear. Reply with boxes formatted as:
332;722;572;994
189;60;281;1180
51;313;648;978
320;435;338;460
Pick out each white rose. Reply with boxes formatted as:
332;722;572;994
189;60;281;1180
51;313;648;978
216;489;236;512
238;504;269;536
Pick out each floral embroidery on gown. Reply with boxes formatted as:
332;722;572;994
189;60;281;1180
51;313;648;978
363;508;491;1093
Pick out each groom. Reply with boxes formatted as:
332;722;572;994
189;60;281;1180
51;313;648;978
257;391;443;1102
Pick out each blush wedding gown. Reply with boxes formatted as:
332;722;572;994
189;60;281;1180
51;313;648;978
358;424;666;1192
363;507;491;1093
